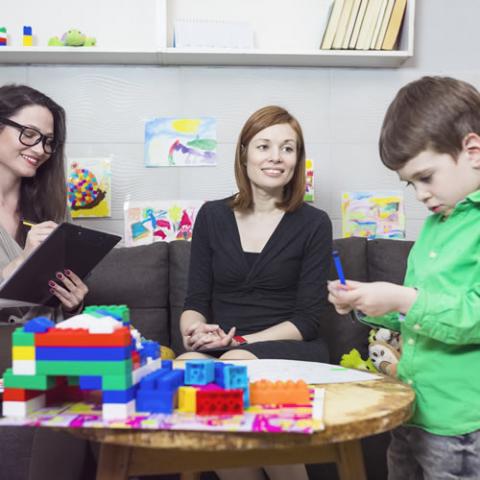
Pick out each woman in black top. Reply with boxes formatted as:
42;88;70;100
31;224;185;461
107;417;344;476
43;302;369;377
180;105;332;363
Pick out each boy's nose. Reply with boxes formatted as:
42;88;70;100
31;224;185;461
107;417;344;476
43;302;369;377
416;188;431;202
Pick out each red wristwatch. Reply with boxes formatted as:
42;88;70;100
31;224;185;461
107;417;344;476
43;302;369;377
233;335;248;345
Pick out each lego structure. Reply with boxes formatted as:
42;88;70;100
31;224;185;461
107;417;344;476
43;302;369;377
2;306;310;421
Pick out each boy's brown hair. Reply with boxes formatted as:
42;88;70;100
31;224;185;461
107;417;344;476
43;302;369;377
231;105;306;212
379;76;480;170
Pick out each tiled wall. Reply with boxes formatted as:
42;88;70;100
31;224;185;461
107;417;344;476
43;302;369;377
2;0;479;242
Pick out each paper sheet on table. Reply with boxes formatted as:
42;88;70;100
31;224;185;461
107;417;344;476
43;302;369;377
229;360;380;384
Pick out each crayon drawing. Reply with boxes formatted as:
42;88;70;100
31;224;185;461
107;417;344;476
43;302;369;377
341;191;405;239
304;159;314;202
144;117;217;167
67;157;112;218
124;200;205;246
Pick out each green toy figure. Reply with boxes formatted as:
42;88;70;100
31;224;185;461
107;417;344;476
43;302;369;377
48;29;96;47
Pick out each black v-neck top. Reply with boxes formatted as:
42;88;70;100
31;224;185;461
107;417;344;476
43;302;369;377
183;197;333;340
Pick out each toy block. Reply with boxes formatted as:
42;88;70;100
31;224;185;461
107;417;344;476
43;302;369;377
136;388;175;414
23;26;33;47
184;359;215;385
12;346;35;361
79;376;102;390
2;394;46;418
158;369;185;391
131;357;162;385
3;388;44;402
103;387;135;404
3;369;54;390
36;359;132;376
196;389;244;416
104;374;133;390
84;305;130;324
36;346;131;361
131;350;141;369
178;386;197;412
12;329;35;346
249;380;310;406
12;360;36;375
103;400;135;420
24;317;55;333
139;340;160;364
221;365;248;389
161;359;173;371
35;326;131;347
67;375;79;385
0;27;7;46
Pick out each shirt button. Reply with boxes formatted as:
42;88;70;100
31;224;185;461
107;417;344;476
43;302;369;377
429;251;437;258
414;324;421;331
407;338;415;346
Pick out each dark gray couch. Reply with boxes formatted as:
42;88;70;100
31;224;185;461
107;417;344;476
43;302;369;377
0;236;413;480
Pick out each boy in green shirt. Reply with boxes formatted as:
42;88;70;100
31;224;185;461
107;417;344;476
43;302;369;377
328;76;480;479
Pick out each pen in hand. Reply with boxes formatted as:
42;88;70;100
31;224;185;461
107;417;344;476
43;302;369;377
332;250;346;286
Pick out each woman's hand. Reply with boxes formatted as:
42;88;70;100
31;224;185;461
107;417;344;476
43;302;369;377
48;269;89;312
184;322;236;351
23;221;58;257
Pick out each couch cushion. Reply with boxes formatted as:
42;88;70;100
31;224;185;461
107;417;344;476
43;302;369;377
168;240;191;355
367;239;414;284
84;242;170;345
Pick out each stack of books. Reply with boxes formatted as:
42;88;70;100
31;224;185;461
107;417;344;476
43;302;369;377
320;0;407;50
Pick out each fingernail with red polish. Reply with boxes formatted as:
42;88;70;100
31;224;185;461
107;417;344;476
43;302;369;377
48;280;56;287
56;272;63;279
64;269;71;276
49;289;55;294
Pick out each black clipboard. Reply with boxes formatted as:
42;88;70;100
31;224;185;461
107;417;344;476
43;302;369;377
0;223;121;307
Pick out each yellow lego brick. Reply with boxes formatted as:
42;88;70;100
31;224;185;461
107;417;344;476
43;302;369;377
23;36;33;46
12;346;35;360
178;386;196;412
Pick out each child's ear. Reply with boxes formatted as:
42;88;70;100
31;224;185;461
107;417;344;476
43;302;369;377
462;133;480;168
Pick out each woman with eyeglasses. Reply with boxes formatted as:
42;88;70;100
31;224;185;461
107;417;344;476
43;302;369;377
0;84;93;480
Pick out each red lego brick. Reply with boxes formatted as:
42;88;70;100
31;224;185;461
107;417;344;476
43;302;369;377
35;326;131;347
196;388;243;415
3;388;45;401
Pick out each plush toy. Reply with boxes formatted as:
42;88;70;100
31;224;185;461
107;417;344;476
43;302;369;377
48;29;96;47
340;327;401;376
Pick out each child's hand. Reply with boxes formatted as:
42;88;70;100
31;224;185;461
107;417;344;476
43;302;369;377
329;281;417;317
327;280;354;314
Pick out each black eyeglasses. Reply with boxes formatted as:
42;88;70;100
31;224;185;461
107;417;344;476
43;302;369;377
0;117;57;154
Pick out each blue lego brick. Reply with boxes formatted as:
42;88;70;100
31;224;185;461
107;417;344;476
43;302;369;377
103;387;136;403
79;375;102;390
184;360;215;385
136;389;174;414
139;368;184;391
23;26;32;35
139;340;160;364
223;365;248;389
24;317;55;333
139;369;171;390
161;359;173;371
214;362;232;387
36;346;131;361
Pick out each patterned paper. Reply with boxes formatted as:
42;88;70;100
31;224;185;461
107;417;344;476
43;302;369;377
304;159;314;202
0;388;325;434
124;200;204;246
341;191;405;239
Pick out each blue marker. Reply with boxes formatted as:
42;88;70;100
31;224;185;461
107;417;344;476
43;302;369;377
332;250;346;285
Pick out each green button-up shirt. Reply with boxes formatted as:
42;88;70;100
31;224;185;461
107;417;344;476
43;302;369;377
364;190;480;435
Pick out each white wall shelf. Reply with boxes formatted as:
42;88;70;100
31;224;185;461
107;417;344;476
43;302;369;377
0;0;415;68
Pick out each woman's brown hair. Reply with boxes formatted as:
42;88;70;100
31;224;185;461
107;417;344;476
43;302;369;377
0;84;67;245
231;105;306;212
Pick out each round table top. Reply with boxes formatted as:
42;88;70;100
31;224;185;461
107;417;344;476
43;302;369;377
75;375;415;452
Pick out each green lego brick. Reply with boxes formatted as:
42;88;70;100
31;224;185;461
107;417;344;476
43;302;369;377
67;376;79;386
12;328;35;346
83;304;130;324
3;369;55;390
36;359;132;376
102;374;133;390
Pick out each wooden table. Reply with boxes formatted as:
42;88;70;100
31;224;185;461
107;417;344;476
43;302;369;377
74;376;414;480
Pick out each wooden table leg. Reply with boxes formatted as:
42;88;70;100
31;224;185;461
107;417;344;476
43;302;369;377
96;443;131;480
335;440;367;480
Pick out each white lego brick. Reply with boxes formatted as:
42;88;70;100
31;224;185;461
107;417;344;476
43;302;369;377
102;400;135;420
132;357;162;385
2;394;46;418
56;313;123;333
12;360;36;375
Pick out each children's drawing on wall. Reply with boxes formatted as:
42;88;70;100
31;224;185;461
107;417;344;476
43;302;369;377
67;157;112;218
124;200;205;246
144;117;217;167
304;159;314;202
341;191;405;239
